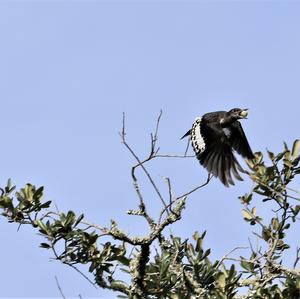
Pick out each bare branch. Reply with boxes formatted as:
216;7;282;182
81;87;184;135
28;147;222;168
150;109;162;156
245;171;300;202
51;241;98;289
106;198;186;246
55;276;66;299
155;154;194;158
293;246;300;269
184;137;190;156
178;173;213;199
129;177;155;228
164;177;173;208
131;244;150;297
120;112;169;212
216;246;249;269
158;174;212;224
65;263;98;289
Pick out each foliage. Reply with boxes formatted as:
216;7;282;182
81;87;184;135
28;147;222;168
1;114;300;298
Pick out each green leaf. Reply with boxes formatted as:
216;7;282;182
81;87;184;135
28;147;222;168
35;220;50;235
239;193;253;205
5;178;15;194
293;205;300;216
33;186;44;201
0;196;13;210
115;255;130;267
228;264;235;280
24;184;34;202
193;231;200;240
254;152;263;163
292;139;300;158
296;277;300;289
216;272;226;288
160;259;170;277
267;150;275;161
242;209;253;221
64;210;76;227
40;242;51;249
271;217;280;230
39;200;52;209
262;227;271;241
110;280;128;291
275;151;285;162
194;231;206;252
240;259;253;272
202;248;211;260
6;178;12;190
74;213;84;227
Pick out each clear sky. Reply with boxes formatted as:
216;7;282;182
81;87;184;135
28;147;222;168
0;1;300;298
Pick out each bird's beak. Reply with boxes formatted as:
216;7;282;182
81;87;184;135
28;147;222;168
239;109;249;118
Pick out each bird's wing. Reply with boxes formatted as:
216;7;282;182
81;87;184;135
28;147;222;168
228;121;254;159
195;122;244;186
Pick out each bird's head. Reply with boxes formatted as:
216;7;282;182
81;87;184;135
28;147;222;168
228;108;249;120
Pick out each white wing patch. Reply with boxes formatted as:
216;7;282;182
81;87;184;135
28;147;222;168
222;127;232;138
191;117;206;154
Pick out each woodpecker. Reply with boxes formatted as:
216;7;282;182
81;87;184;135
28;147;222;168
182;108;254;186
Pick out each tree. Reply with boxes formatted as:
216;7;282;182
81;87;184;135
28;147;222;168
1;112;300;299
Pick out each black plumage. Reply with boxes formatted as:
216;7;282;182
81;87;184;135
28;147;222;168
182;108;254;187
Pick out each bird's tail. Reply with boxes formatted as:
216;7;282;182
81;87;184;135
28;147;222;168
181;129;191;139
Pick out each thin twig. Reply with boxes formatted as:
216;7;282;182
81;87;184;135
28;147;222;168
120;112;169;212
165;177;175;215
55;276;66;299
131;153;194;182
151;109;162;154
165;177;173;206
216;246;249;268
184;138;190;156
51;241;98;289
66;263;98;289
287;187;300;195
158;174;212;224
41;211;111;237
293;247;300;269
131;179;155;227
147;154;194;158
178;173;212;199
245;171;300;202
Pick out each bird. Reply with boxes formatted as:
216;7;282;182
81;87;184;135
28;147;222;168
181;108;254;187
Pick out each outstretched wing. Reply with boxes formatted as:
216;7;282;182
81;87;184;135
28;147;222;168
196;123;244;186
228;121;254;159
192;121;244;187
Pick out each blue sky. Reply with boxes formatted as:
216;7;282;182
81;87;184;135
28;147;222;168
0;1;300;298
